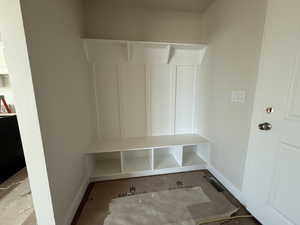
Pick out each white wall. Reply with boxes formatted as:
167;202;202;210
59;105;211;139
1;0;96;225
0;1;56;225
201;0;267;189
20;0;96;223
84;1;206;43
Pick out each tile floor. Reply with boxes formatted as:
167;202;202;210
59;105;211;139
0;168;36;225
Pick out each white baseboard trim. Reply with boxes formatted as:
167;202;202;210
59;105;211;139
63;176;89;225
208;165;245;205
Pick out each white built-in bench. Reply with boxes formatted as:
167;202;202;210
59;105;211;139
87;134;210;181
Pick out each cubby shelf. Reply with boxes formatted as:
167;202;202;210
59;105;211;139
154;154;180;170
92;159;121;177
122;149;153;173
87;135;210;181
89;152;122;178
154;146;182;170
183;145;206;167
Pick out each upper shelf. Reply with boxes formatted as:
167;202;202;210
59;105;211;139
88;134;209;154
82;38;207;65
83;38;206;48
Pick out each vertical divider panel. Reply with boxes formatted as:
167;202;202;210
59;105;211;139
120;151;125;173
171;65;177;135
92;62;102;139
118;65;125;138
192;66;198;133
116;66;122;138
170;146;183;167
193;65;201;135
151;148;154;170
146;65;152;136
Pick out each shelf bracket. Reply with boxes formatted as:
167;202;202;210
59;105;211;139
198;47;207;65
127;41;132;62
167;45;175;64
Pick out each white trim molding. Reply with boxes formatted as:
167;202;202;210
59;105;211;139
208;165;245;205
63;176;89;225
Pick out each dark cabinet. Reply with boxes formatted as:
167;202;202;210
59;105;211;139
0;115;25;183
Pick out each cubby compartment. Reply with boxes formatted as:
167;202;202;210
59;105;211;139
183;145;206;167
90;152;122;177
87;135;209;181
122;149;153;173
154;146;182;170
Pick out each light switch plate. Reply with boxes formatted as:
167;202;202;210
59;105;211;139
231;91;246;103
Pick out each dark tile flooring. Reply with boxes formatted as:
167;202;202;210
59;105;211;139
72;170;260;225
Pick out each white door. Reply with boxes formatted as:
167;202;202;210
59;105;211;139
243;0;300;225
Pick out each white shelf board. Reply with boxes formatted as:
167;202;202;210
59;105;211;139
89;134;208;154
92;159;121;177
154;153;180;170
123;156;152;173
183;151;206;167
82;38;206;49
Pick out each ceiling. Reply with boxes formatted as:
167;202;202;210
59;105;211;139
92;0;216;13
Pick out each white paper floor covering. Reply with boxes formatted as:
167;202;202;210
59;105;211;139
104;186;237;225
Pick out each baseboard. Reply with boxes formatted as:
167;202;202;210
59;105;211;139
208;165;245;205
63;176;89;225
